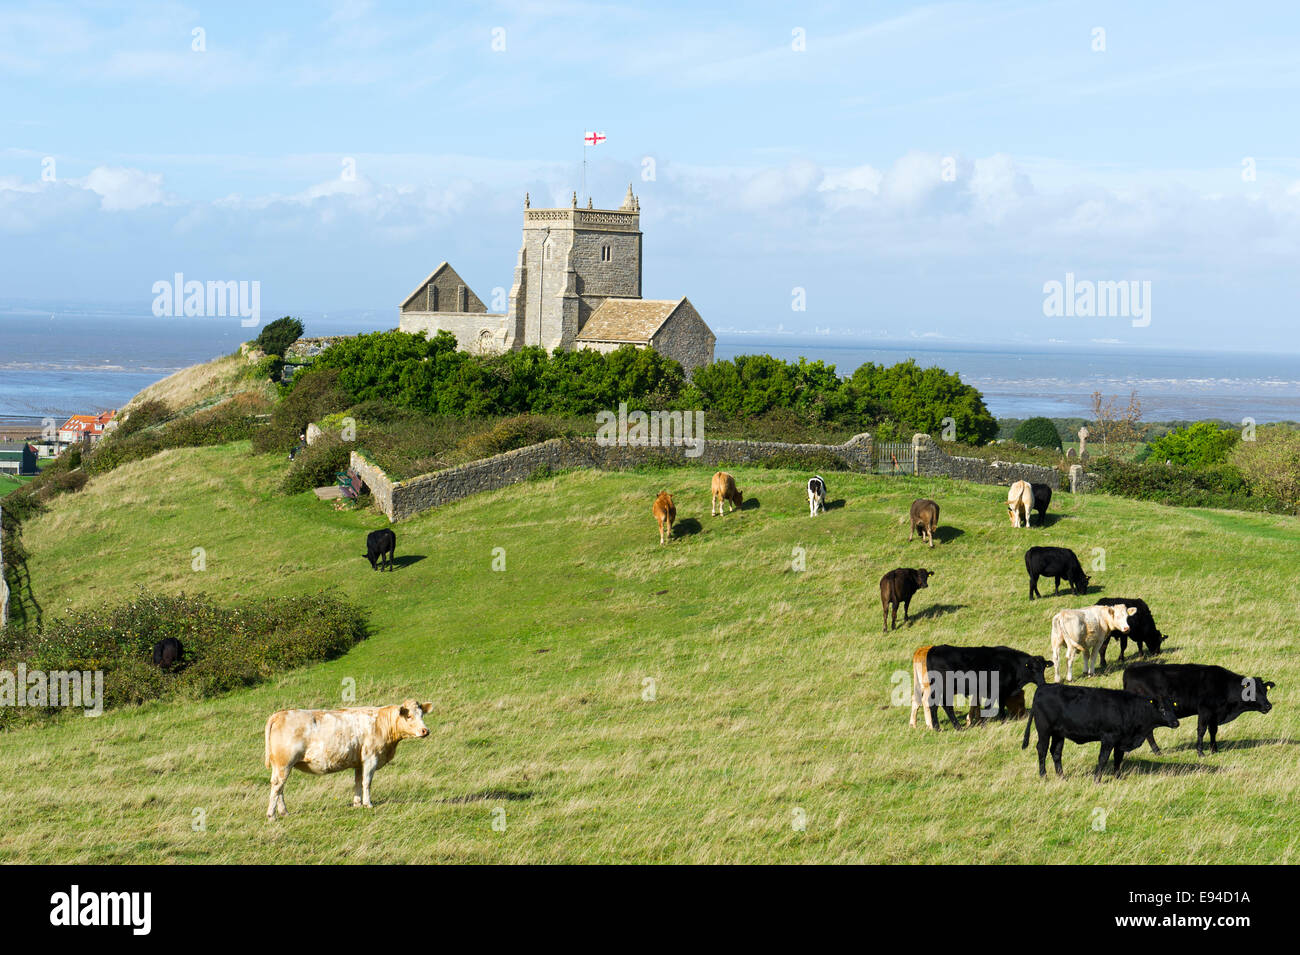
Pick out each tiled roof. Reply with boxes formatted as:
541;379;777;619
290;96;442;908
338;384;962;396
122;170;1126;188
575;298;682;343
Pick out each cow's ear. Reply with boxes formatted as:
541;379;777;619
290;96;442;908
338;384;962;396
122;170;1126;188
420;701;434;713
1264;681;1276;690
1127;607;1137;616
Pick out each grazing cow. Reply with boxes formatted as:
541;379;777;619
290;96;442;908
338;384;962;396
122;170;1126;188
1095;597;1165;665
710;471;743;516
1024;545;1090;600
1123;663;1275;757
1030;483;1052;525
1007;480;1033;528
365;528;396;572
1050;604;1135;682
880;567;933;632
807;475;827;517
911;644;1051;730
908;499;939;548
152;637;183;671
264;699;433;819
653;491;676;545
1022;683;1179;781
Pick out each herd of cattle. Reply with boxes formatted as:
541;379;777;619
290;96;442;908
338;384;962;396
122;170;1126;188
125;466;1275;814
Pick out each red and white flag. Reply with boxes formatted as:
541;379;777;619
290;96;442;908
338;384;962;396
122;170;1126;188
584;131;606;146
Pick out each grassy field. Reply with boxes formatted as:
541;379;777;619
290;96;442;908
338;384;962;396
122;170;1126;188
2;441;1297;863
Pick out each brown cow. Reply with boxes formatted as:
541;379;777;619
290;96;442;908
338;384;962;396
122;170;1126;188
908;498;939;548
653;491;676;544
710;471;743;516
1007;480;1033;528
880;567;934;631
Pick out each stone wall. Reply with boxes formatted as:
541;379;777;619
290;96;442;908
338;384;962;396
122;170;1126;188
912;434;1064;489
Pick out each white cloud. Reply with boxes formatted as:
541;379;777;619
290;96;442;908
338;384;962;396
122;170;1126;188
77;167;166;211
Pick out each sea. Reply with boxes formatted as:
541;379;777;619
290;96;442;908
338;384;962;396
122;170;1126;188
2;304;1298;426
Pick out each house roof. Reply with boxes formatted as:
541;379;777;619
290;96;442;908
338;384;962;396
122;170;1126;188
400;262;481;311
575;298;685;343
60;411;115;432
0;441;35;456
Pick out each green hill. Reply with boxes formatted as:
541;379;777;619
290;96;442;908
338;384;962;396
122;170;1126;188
3;440;1297;863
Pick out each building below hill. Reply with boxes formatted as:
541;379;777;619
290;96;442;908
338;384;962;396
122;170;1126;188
398;187;715;373
0;441;37;475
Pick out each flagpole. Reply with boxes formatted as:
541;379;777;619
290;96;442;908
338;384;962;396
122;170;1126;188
582;129;587;204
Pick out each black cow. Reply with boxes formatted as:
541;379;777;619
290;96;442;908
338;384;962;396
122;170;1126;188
1095;597;1164;665
365;528;397;571
911;644;1051;730
1123;663;1275;756
880;568;933;631
1022;682;1179;780
152;637;183;671
1030;483;1052;525
1024;546;1090;600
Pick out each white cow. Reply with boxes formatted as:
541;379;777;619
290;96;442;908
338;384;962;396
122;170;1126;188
264;699;433;819
1007;480;1033;528
808;475;827;516
1050;605;1135;682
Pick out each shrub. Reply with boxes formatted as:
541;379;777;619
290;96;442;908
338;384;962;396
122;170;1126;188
1142;421;1240;468
1090;459;1262;510
252;366;353;454
279;433;351;494
449;414;564;464
254;316;304;357
245;354;284;382
1230;425;1300;513
115;399;172;438
0;591;367;724
1013;417;1063;451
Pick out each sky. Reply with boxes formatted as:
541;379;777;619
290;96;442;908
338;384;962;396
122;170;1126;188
2;0;1300;351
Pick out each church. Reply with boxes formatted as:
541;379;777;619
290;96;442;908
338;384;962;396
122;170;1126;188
398;186;715;373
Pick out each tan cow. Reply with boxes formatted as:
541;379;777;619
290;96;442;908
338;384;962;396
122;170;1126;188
710;471;743;516
264;699;433;819
1050;605;1136;682
1007;480;1033;528
908;498;939;548
653;491;676;544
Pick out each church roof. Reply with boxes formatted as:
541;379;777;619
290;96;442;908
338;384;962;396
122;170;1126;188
575;298;684;343
399;262;480;311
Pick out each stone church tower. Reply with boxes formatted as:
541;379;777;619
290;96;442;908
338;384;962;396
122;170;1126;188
399;186;714;372
504;185;643;352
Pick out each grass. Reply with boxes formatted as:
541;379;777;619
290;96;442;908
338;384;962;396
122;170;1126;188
3;441;1297;863
0;472;39;497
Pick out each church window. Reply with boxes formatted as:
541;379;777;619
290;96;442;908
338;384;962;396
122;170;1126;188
601;244;612;261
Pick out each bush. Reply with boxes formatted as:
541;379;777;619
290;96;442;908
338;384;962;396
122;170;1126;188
252;366;353;454
1090;459;1262;510
1013;417;1063;451
254;316;304;358
1230;425;1300;513
245;354;284;382
279;433;351;494
1142;421;1240;468
0;591;366;724
449;414;564;464
115;399;172;438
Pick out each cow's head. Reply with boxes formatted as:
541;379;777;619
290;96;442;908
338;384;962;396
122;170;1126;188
364;552;379;570
1019;655;1053;687
1242;678;1275;713
1147;697;1180;729
733;488;744;508
394;699;434;740
1106;605;1136;634
913;569;933;588
1144;630;1165;654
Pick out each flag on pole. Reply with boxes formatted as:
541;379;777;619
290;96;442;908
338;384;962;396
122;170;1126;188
584;131;606;146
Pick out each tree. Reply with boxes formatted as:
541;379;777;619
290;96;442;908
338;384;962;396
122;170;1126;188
1089;390;1143;454
1143;421;1239;468
1230;425;1300;512
255;316;305;357
1013;417;1063;451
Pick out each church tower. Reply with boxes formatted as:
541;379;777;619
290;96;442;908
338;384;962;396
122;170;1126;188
504;186;643;351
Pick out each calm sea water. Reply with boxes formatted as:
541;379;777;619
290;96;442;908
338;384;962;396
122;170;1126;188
2;306;1298;423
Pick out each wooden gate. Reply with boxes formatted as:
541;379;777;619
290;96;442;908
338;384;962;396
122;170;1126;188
873;441;914;475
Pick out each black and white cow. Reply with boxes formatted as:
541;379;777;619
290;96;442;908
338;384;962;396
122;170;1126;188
807;476;827;516
1122;663;1275;756
1022;682;1179;781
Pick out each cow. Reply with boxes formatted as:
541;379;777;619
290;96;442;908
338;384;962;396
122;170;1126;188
1050;604;1136;682
910;644;1051;730
1031;482;1052;525
1007;480;1033;528
653;491;676;545
151;637;183;671
908;499;939;548
1123;663;1276;757
880;568;933;632
807;475;827;517
1095;597;1165;665
264;699;433;819
365;528;396;572
1024;546;1090;600
1022;683;1179;780
710;471;743;516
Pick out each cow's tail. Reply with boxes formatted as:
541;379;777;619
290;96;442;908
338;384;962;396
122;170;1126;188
263;713;275;768
1021;708;1034;749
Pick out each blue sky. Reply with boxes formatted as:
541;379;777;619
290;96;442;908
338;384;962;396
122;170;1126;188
3;0;1300;351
